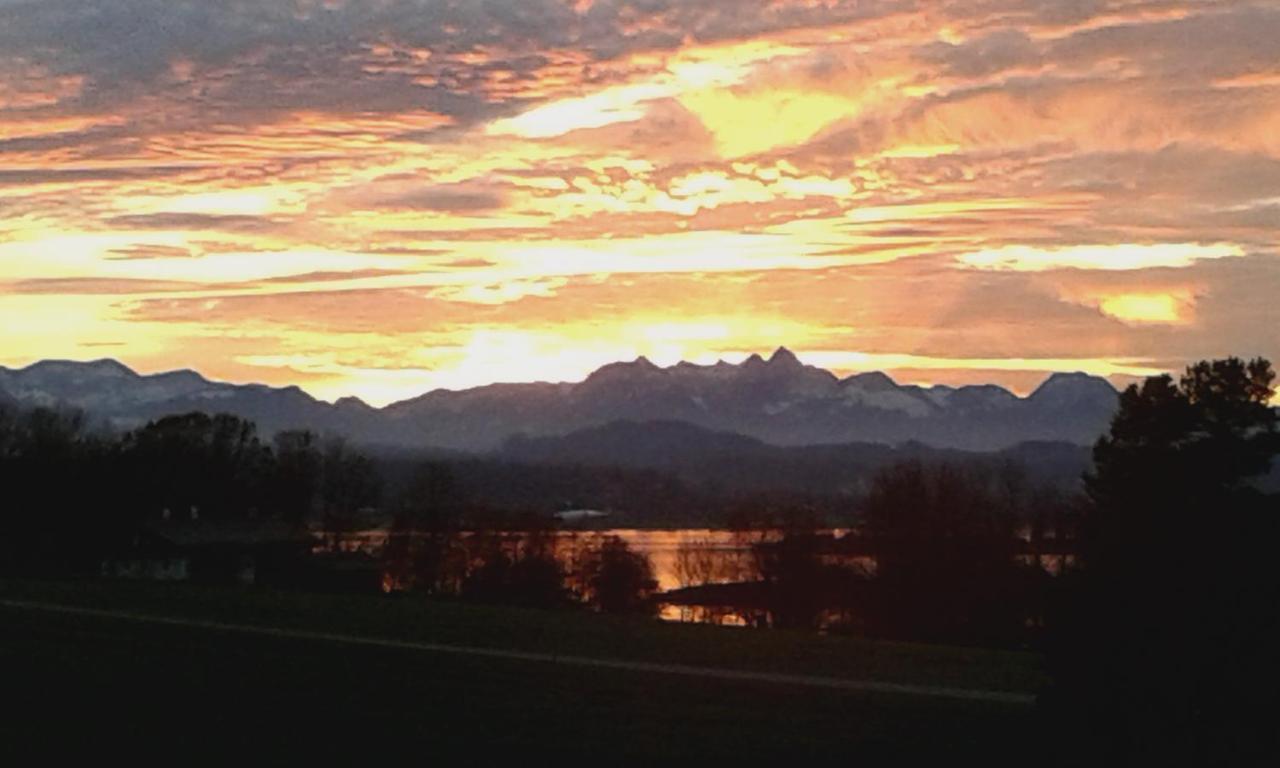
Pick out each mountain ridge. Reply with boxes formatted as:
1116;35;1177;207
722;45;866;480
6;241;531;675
0;350;1121;452
499;418;1096;495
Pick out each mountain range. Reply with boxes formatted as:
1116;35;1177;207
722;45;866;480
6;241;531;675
0;349;1120;453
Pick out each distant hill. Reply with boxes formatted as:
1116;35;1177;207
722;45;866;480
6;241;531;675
499;418;1095;496
0;349;1119;452
363;421;1094;526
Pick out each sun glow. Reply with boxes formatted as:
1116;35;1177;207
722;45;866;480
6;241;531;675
678;88;862;158
486;82;670;138
1098;293;1187;324
253;316;820;405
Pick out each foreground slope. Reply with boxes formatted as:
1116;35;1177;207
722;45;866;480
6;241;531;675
1;578;1041;763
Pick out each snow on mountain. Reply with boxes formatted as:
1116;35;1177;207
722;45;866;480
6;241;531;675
0;352;1120;452
0;359;422;444
839;372;934;417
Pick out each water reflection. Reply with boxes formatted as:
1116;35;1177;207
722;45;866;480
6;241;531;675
337;527;775;591
330;526;1071;630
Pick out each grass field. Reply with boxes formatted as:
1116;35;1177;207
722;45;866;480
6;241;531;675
0;578;1046;763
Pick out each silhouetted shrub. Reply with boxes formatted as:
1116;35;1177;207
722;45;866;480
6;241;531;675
581;536;658;614
461;535;569;609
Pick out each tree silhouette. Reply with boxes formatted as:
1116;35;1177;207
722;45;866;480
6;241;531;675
460;531;569;609
582;536;658;614
383;462;464;593
271;430;322;526
1046;357;1280;764
121;412;273;521
757;532;833;630
318;436;380;551
0;405;118;574
863;460;1026;644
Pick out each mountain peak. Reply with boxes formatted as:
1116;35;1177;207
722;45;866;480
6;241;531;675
843;371;898;392
23;358;136;378
1030;371;1117;406
86;358;135;374
1032;371;1115;393
767;346;801;367
1039;371;1096;384
153;368;209;385
583;355;662;384
335;395;374;411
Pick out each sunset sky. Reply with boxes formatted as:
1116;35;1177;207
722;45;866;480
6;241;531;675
1;0;1277;405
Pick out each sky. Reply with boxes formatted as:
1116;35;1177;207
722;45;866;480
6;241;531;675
0;0;1277;406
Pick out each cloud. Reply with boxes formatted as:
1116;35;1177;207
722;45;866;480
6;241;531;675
956;243;1245;272
253;269;418;285
2;277;196;295
443;258;499;269
1036;145;1280;204
488;82;670;137
0;1;904;129
919;28;1039;78
104;212;285;233
430;277;569;305
334;178;509;213
106;244;196;260
1047;5;1280;82
0;166;200;186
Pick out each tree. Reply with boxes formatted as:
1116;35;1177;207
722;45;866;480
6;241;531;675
1088;358;1276;516
1046;357;1280;764
318;437;380;551
582;536;658;614
460;531;569;609
0;405;118;574
383;462;464;593
753;532;832;630
862;461;1027;644
121;412;273;521
399;461;461;531
271;430;322;526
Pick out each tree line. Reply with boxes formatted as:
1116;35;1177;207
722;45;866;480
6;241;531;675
0;410;377;573
0;407;660;614
662;460;1078;642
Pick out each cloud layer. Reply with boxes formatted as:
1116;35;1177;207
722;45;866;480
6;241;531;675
1;0;1277;403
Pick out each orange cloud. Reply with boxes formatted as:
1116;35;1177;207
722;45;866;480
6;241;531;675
1;1;1277;403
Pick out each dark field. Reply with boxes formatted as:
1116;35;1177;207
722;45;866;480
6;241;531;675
0;579;1043;764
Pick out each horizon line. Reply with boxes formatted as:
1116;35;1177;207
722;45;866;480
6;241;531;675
0;348;1161;408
